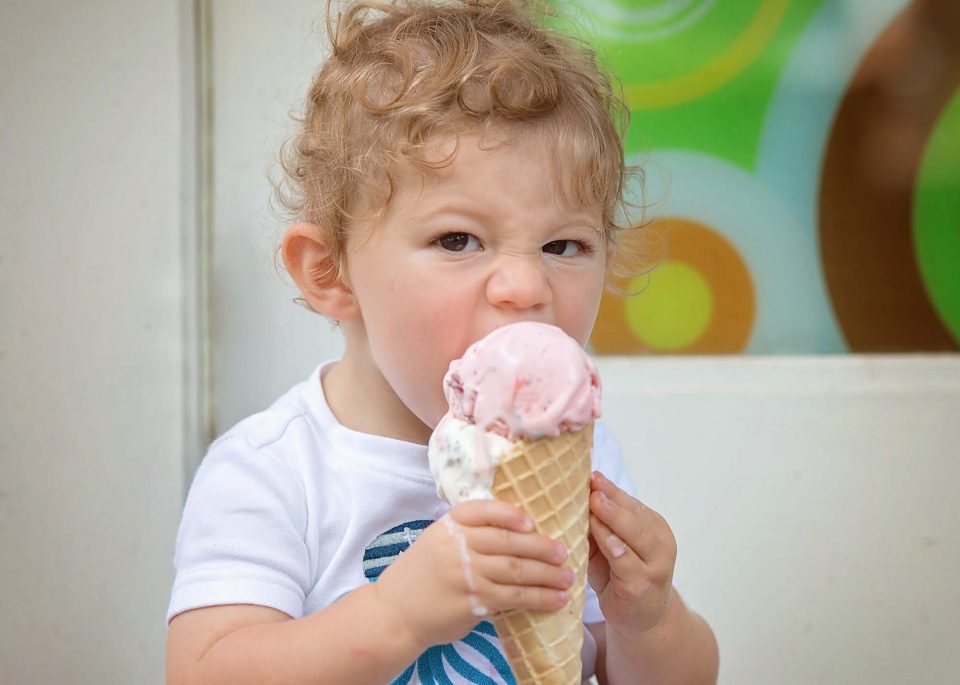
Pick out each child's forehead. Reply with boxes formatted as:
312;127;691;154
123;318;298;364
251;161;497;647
387;131;599;213
413;130;547;177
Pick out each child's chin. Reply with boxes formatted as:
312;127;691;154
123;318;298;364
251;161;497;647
414;395;450;430
423;408;447;432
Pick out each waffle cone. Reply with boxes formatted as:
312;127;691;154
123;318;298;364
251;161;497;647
490;424;593;685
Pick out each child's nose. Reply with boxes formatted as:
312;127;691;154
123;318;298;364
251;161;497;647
485;254;552;310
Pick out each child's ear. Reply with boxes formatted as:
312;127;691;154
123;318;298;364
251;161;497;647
281;222;359;320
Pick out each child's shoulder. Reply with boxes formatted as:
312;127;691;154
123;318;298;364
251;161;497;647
206;368;328;465
184;371;331;513
217;386;309;450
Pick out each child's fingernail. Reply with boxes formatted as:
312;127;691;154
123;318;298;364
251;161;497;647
522;517;534;531
561;568;575;585
607;535;627;558
555;545;568;562
597;492;612;512
556;591;569;605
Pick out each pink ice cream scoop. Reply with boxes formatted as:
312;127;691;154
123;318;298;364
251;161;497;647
443;322;601;440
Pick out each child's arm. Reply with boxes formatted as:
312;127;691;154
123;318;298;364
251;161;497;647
166;499;572;685
588;594;718;685
166;588;417;685
586;471;719;684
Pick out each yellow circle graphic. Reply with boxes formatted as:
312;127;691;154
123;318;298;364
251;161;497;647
625;260;714;351
591;217;756;355
624;0;790;110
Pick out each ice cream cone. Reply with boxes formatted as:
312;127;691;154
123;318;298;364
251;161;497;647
427;322;602;682
489;423;593;685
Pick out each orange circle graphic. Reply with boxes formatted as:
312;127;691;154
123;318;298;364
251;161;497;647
591;217;756;354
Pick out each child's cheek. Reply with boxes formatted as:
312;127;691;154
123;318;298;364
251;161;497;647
381;322;450;413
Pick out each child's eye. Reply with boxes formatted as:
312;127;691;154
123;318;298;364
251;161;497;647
542;240;587;257
435;232;482;253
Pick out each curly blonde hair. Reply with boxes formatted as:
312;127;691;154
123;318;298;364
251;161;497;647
276;0;648;289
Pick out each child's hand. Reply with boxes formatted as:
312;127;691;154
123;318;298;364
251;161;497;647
376;499;573;650
587;471;678;640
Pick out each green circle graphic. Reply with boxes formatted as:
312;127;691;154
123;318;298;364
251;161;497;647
559;0;761;85
914;88;960;344
549;0;824;168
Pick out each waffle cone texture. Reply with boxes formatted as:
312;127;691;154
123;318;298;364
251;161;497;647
490;424;593;685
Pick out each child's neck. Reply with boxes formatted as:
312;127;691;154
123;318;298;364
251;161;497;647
321;352;433;446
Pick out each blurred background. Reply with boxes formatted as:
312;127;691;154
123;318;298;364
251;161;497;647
1;0;958;683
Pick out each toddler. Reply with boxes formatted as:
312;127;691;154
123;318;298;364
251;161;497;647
166;1;718;683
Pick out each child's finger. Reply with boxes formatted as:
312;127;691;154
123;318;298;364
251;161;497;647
483;581;570;613
589;476;669;564
589;513;645;580
590;470;638;510
587;529;611;593
469;527;567;565
477;555;574;591
450;499;534;533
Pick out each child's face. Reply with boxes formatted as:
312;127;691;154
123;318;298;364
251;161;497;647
342;132;609;436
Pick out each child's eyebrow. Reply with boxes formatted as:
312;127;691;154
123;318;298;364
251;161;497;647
410;201;602;233
410;201;489;223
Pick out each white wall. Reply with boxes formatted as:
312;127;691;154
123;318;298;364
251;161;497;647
0;2;189;684
597;356;960;683
207;0;343;434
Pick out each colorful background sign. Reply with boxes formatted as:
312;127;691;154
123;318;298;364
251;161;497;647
553;0;960;354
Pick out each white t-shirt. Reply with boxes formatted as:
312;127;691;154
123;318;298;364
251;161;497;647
168;363;638;684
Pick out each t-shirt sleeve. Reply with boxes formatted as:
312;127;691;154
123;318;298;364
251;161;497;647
582;420;639;625
166;436;311;623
